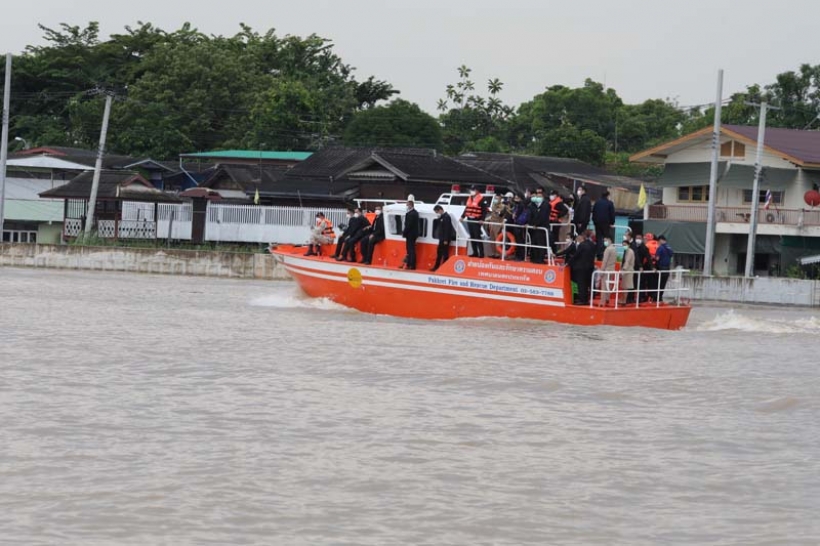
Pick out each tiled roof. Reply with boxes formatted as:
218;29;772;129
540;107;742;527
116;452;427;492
724;125;820;164
286;146;506;187
39;171;181;202
458;152;638;193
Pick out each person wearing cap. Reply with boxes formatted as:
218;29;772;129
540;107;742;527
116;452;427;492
592;189;616;259
402;199;420;269
305;212;335;256
654;235;674;302
574;185;592;237
461;185;486;258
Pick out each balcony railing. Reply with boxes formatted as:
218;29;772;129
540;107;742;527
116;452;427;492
648;205;820;227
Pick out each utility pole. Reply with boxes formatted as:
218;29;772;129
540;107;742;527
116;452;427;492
0;53;12;241
744;101;770;277
84;93;113;237
703;69;723;277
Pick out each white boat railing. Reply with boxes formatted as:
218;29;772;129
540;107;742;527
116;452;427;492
455;220;555;265
589;268;691;309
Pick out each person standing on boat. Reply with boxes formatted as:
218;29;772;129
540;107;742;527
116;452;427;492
592;190;616;259
484;194;508;259
360;207;385;265
549;189;569;255
655;235;674;302
461;186;486;258
305;212;335;256
574;185;592;237
632;234;653;303
528;188;550;264
402;200;420;270
599;237;618;306
568;230;596;305
431;205;455;271
620;236;636;305
510;194;529;262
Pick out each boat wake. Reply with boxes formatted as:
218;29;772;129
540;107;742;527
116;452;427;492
697;310;820;334
250;288;348;312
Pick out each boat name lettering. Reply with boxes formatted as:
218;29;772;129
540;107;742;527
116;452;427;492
427;276;562;299
466;260;544;275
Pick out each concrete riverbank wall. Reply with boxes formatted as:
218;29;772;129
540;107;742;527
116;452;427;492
0;243;291;281
3;244;819;306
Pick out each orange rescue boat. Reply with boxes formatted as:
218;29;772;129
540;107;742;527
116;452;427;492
270;195;691;330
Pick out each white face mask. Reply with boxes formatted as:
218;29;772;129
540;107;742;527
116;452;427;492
470;191;477;196
316;218;322;224
375;210;382;216
577;190;584;197
354;213;361;218
436;213;442;219
635;239;643;245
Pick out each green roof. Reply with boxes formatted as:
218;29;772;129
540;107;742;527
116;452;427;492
181;150;313;161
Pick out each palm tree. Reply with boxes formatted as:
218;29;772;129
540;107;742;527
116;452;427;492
488;78;504;95
458;65;471;79
437;99;449;112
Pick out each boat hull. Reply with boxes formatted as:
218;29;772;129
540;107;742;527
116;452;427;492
273;248;691;330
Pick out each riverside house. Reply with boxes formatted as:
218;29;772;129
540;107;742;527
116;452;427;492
631;125;820;275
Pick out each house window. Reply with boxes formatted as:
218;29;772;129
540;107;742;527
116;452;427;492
677;186;710;203
742;190;784;205
720;140;746;158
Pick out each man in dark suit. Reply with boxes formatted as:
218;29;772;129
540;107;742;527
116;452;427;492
592;190;616;259
528;188;551;264
360;207;386;265
567;230;597;305
574;185;592;237
402;200;420;270
431;205;455;271
339;207;370;262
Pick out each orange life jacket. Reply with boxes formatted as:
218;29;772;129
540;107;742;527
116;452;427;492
465;193;484;219
646;239;658;257
321;219;335;239
549;196;563;222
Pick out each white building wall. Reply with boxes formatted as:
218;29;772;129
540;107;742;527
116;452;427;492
665;136;800;170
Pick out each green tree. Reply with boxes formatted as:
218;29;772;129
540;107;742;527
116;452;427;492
343;99;443;149
533;125;607;165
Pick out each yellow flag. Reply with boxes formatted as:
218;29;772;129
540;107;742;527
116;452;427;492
637;184;647;209
254;187;260;205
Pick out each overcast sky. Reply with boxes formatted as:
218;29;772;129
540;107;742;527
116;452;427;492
1;0;818;113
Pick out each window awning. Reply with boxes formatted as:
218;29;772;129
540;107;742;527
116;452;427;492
799;254;820;265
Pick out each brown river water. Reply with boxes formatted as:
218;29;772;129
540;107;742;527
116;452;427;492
1;267;818;545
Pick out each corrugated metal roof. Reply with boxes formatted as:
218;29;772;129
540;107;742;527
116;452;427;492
3;199;64;222
181;150;313;161
799;254;820;265
7;156;91;170
724;125;820;165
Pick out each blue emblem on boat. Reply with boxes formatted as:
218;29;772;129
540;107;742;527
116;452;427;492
454;260;467;274
544;270;557;284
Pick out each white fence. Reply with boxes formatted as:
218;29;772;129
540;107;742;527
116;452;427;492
204;204;348;244
66;202;348;244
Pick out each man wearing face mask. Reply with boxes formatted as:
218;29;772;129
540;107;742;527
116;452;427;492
574;185;592;237
632;234;653;303
402;200;420;270
431;204;455;271
599;236;618;306
339;207;370;262
333;208;356;260
360;207;385;265
528;188;551;264
460;185;486;258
